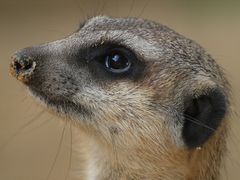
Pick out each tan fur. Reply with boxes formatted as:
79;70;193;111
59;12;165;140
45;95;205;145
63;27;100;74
71;116;228;180
10;16;230;180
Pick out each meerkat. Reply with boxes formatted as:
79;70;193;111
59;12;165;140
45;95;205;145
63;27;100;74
10;16;230;180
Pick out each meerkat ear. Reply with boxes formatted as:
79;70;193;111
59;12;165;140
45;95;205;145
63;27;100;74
182;88;227;149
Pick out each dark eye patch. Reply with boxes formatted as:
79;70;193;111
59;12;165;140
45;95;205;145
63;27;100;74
75;42;145;82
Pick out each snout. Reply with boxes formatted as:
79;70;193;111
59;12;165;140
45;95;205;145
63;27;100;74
10;52;36;83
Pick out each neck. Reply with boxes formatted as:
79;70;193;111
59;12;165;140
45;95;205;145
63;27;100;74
72;122;227;180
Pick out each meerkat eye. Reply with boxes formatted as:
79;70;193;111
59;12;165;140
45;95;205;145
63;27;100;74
90;46;144;79
104;49;132;73
104;50;131;73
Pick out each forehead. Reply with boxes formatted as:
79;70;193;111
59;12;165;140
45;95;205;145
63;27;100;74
71;16;176;60
55;15;214;81
83;16;157;30
72;17;223;82
81;16;178;40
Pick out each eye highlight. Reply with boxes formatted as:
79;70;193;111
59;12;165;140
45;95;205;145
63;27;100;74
104;50;131;73
86;45;144;80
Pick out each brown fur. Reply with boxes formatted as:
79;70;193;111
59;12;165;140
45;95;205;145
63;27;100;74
10;16;230;180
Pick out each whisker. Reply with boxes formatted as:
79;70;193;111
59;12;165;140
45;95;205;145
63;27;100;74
65;123;73;180
115;0;119;17
225;148;240;172
73;0;87;19
136;0;150;18
222;156;229;180
0;110;45;151
184;114;216;131
25;118;52;133
46;122;67;180
99;0;109;15
127;0;135;17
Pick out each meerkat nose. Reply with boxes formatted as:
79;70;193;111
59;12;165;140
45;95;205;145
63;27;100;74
10;52;36;83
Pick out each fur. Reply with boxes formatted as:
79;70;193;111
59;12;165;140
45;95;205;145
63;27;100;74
10;16;230;180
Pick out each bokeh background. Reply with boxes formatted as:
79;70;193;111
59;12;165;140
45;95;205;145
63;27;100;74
0;0;240;179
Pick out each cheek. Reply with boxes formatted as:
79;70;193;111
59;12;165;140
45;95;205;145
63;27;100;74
71;83;182;151
71;83;152;123
101;112;175;153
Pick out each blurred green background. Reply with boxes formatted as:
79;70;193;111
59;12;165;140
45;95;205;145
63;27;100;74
0;0;240;179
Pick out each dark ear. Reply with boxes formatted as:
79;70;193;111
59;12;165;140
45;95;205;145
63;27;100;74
182;88;227;149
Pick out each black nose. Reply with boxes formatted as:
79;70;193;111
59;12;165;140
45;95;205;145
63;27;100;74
10;53;36;83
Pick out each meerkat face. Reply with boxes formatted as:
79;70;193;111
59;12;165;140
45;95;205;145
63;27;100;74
10;16;228;151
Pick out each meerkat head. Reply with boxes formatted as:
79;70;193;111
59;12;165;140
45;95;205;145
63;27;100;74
10;16;229;178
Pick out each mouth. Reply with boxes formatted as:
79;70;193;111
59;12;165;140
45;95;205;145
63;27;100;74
28;87;91;119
